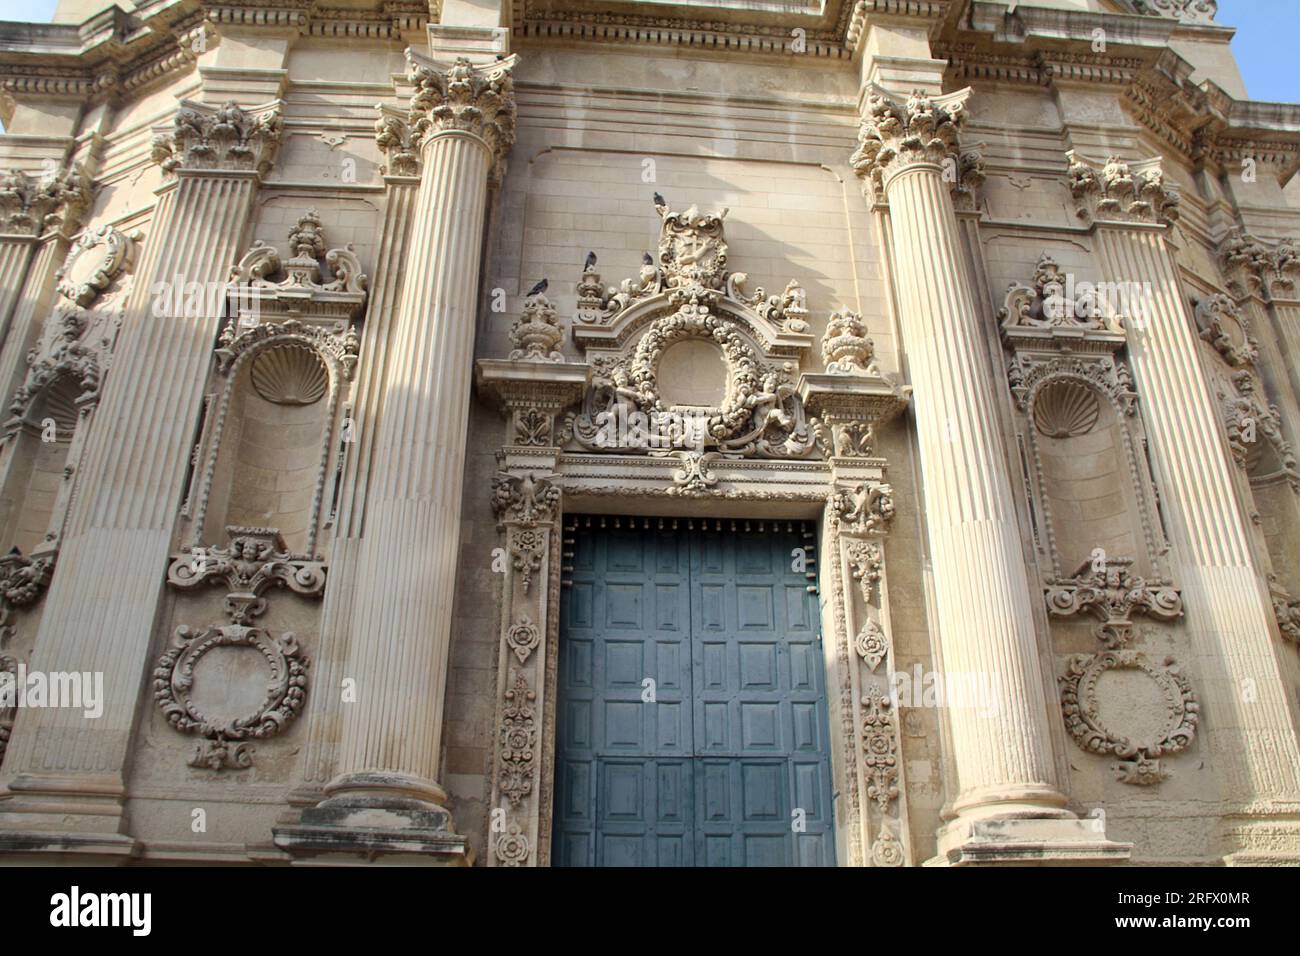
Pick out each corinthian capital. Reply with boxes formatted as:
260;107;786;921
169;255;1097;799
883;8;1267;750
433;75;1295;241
0;162;92;237
850;86;972;196
404;51;518;172
1065;150;1180;226
150;100;284;178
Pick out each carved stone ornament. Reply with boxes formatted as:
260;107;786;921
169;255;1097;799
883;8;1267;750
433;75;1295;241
854;619;888;672
57;224;136;308
506;615;541;664
1065;150;1180;226
830;482;895;535
153;623;309;770
509;294;566;362
227;209;369;324
216;316;359;383
492;472;561;529
1045;558;1182;648
1274;592;1300;644
860;686;900;814
998;252;1128;346
167;526;327;625
494;823;531;866
374;107;420;177
151;99;283;177
1218;228;1300;301
1007;353;1137;418
1193;293;1258;367
0;552;53;643
1131;0;1217;24
404;51;517;178
0;162;91;237
499;668;537;809
849;86;972;198
845;539;883;602
1059;649;1198;785
870;826;905;867
1217;369;1300;490
822;310;878;374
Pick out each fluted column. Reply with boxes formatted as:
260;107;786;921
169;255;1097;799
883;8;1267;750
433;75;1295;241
277;52;516;863
852;87;1127;863
1076;160;1300;857
0;101;280;851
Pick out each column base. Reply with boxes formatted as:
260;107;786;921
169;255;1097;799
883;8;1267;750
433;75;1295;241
1217;806;1300;865
272;772;472;866
927;810;1133;866
0;773;139;862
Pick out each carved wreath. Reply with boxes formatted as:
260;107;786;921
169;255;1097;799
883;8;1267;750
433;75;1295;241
1058;650;1198;785
153;623;309;770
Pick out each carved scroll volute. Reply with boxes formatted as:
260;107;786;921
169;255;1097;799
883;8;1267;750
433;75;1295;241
486;471;562;867
822;476;909;867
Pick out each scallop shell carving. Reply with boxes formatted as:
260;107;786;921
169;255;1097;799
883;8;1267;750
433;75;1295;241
250;344;328;406
1034;381;1100;438
41;376;81;440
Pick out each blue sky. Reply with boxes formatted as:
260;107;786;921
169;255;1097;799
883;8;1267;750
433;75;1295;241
0;0;1293;102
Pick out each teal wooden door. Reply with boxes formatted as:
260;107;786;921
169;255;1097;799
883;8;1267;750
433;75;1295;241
554;518;836;867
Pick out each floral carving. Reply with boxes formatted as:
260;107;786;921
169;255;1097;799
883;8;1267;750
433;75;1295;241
860;686;899;814
374;110;420;177
845;540;883;603
151;100;283;177
1059;650;1198;785
506;615;541;664
1045;558;1182;648
168;526;327;625
822;310;877;374
499;669;537;809
0;163;91;236
1066;151;1180;225
854;619;888;672
492;472;561;529
510;529;544;595
870;827;905;867
495;823;531;866
153;623;309;770
509;294;565;362
514;408;552;446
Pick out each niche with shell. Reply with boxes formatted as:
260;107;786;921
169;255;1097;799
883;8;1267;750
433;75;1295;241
190;326;349;559
1027;373;1161;579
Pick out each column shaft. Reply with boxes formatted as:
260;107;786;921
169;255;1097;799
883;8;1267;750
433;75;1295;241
884;163;1062;815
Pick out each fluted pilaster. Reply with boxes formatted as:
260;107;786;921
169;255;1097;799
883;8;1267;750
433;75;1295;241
276;54;515;863
1095;225;1300;808
0;102;278;846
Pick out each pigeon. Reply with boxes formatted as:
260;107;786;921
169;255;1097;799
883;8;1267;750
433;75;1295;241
525;277;548;297
642;252;653;265
653;192;666;212
583;251;597;271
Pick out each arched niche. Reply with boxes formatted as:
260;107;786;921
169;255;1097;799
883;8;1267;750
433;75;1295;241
0;373;81;557
1026;373;1159;578
192;328;346;559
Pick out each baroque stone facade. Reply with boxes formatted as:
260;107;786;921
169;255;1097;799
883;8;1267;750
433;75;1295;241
0;0;1297;867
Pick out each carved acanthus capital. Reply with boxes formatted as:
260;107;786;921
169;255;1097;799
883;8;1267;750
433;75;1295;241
151;100;283;177
1066;150;1180;226
374;108;421;177
849;86;972;196
1217;228;1300;301
1131;0;1216;24
1045;557;1182;647
0;162;91;237
404;51;517;170
168;526;327;625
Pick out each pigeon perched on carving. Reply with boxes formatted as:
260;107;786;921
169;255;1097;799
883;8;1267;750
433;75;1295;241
525;277;548;297
641;251;653;265
653;192;666;213
583;251;597;271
